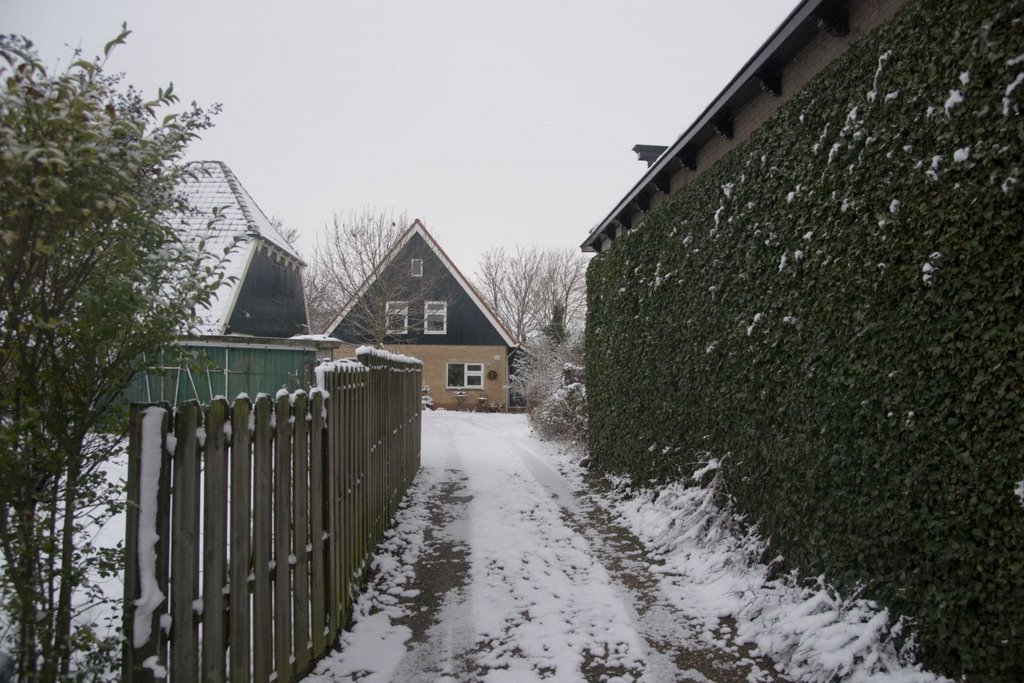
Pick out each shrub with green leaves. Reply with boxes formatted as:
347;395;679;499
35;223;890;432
585;0;1023;678
0;29;228;678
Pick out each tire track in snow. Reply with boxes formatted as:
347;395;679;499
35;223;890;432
306;412;783;682
501;425;785;683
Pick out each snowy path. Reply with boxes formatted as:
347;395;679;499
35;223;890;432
306;412;780;683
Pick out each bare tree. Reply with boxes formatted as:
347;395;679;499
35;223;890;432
475;246;544;342
475;246;588;342
269;215;301;248
306;210;443;343
538;248;588;335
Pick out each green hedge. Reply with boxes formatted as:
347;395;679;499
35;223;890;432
585;0;1023;678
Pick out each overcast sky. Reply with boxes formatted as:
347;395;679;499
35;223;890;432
3;0;800;273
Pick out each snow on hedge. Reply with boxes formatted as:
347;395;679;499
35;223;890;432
607;463;950;683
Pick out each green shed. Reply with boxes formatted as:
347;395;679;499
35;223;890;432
123;336;343;405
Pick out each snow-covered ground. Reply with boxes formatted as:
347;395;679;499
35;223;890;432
306;412;947;683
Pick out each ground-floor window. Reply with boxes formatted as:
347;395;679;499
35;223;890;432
447;362;483;389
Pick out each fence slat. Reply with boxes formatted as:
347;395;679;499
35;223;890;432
293;392;312;672
340;371;352;617
123;404;172;681
124;353;423;682
273;394;294;681
252;396;273;682
309;391;327;655
202;399;229;682
229;398;252;682
170;402;201;681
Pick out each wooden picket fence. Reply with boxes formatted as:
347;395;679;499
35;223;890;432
121;350;422;682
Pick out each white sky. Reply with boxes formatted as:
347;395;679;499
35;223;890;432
3;0;800;273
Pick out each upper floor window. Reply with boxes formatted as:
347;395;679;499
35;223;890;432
424;301;447;334
386;301;408;335
411;258;423;277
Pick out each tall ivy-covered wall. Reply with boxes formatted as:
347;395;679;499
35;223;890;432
585;0;1023;678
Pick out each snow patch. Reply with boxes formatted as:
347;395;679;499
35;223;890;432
943;89;964;116
142;655;167;679
133;407;167;649
921;252;942;287
1003;72;1023;116
747;313;764;337
953;147;970;163
613;475;951;683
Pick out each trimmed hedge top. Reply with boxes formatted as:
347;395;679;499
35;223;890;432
585;0;1023;678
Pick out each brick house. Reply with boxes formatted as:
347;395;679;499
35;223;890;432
325;220;518;410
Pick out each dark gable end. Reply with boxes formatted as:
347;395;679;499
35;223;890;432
329;222;515;347
227;244;308;337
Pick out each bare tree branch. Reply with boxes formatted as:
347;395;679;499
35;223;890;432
306;210;444;343
474;246;588;342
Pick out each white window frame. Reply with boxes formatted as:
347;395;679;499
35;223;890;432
411;258;423;277
386;301;408;335
424;301;447;335
446;362;484;389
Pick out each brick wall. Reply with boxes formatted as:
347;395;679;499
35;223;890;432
331;343;510;411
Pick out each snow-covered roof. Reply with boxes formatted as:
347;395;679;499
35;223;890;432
176;161;304;335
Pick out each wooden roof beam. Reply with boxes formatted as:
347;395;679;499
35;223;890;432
813;0;849;36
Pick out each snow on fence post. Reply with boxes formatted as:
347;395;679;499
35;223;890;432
123;403;172;681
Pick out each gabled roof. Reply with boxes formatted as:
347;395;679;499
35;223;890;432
326;219;518;347
581;0;852;252
176;160;304;334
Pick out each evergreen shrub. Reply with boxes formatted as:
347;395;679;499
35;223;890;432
585;0;1023;677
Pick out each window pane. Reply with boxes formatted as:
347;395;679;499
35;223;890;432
466;374;482;387
387;301;407;334
467;364;482;372
447;364;464;387
411;259;423;277
425;301;446;333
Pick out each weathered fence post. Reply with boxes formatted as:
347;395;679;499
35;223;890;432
124;404;172;681
252;395;273;681
124;350;422;682
273;392;294;681
293;390;312;673
229;397;252;682
309;389;327;655
170;401;201;681
201;398;230;682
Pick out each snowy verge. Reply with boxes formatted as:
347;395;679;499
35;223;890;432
566;455;951;683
